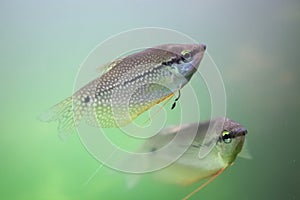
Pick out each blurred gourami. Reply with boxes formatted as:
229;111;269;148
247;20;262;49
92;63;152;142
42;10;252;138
125;117;248;199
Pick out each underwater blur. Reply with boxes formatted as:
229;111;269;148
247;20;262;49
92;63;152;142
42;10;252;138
0;0;299;199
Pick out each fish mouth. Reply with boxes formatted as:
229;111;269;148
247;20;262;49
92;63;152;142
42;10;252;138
199;43;206;51
232;127;248;138
193;43;206;63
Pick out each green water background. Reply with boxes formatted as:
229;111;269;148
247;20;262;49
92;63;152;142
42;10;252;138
0;0;299;199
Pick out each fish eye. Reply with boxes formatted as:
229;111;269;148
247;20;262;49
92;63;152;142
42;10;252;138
181;50;192;61
221;131;232;144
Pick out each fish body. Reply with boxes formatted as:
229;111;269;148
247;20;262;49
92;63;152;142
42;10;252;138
41;43;206;133
132;117;248;185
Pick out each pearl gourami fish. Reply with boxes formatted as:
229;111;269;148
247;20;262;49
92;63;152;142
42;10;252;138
40;43;206;133
131;117;248;199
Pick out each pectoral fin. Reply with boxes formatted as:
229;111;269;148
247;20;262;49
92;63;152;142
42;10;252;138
238;139;252;159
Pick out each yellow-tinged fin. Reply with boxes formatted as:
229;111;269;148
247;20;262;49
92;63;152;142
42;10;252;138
182;165;228;200
113;86;175;127
140;93;174;127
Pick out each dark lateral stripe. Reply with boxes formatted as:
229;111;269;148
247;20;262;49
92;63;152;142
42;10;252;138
122;63;166;85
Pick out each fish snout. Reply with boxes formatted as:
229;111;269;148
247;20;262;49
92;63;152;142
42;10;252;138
200;44;206;51
236;127;248;136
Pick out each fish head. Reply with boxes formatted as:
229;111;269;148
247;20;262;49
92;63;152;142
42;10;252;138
214;117;248;164
153;43;206;81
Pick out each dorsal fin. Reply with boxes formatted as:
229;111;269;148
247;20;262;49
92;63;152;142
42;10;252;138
96;58;124;74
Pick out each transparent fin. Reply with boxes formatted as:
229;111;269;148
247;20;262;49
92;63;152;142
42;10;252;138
238;140;252;159
38;97;79;135
125;174;143;189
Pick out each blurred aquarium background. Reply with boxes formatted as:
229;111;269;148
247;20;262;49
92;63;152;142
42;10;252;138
0;0;299;199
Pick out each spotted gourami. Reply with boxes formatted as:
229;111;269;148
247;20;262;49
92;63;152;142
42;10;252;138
131;117;248;199
40;43;206;133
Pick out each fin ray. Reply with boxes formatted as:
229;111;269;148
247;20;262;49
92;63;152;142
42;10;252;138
39;97;78;134
182;165;228;200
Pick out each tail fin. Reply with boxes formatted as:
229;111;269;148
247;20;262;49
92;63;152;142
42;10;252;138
39;97;78;135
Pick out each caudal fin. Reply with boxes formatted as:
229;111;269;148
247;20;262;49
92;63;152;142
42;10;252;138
39;97;78;135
